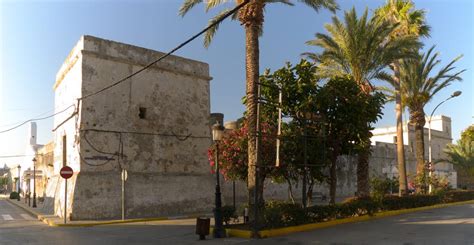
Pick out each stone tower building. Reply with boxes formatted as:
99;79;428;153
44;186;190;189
51;35;214;220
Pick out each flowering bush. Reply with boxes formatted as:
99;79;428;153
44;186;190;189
208;121;278;181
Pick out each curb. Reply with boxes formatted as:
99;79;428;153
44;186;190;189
224;199;474;239
6;198;211;227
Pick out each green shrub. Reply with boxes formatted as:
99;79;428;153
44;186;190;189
306;204;338;222
441;190;474;203
370;177;398;200
221;205;237;225
381;194;440;210
263;201;308;228
9;192;19;199
260;190;474;229
341;196;378;216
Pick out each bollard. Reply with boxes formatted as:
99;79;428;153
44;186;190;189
195;217;210;240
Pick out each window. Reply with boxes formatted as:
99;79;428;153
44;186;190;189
139;107;147;119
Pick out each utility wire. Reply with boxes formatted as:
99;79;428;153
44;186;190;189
0;104;75;134
79;0;249;100
0;1;248;135
0;154;35;159
0;109;54;128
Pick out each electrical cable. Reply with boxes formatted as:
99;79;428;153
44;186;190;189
0;109;54;128
79;0;249;101
83;130;119;155
81;128;210;140
0;154;36;159
0;104;75;134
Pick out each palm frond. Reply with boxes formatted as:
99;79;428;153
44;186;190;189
179;0;203;16
399;46;465;112
265;0;294;6
299;0;339;13
205;0;230;12
204;8;235;48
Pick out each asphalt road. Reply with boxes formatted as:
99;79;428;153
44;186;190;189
1;197;473;245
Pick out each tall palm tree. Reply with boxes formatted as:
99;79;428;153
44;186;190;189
306;7;419;196
399;46;465;193
179;0;338;228
375;0;430;196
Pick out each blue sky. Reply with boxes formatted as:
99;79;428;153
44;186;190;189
0;0;472;167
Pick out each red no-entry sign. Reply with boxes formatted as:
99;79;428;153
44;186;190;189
60;166;74;179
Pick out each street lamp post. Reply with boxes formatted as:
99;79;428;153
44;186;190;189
212;122;225;238
428;91;462;194
17;165;21;201
32;157;37;208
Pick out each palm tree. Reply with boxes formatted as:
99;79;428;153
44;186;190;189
179;0;338;229
399;46;465;193
375;0;430;196
444;139;474;170
306;7;419;196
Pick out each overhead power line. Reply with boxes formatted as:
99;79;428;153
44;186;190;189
0;1;248;135
79;0;249;100
0;104;75;134
0;154;35;159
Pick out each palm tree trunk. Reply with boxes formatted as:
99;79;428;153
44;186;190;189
414;120;426;193
395;94;408;196
244;18;263;229
393;64;408;196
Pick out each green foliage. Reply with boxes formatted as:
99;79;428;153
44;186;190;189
381;194;441;210
441;190;474;203
207;121;277;181
370;176;399;200
263;201;308;229
9;192;19;199
375;0;430;39
400;46;465;117
179;0;338;48
0;177;7;186
306;7;420;88
461;125;474;142
444;138;474;169
262;190;474;229
221;205;237;225
259;60;328;190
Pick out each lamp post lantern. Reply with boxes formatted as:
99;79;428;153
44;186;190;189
428;91;461;194
32;157;37;208
212;122;225;238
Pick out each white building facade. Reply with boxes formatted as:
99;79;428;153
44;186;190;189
371;115;456;187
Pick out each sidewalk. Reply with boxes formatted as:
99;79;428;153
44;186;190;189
5;196;213;227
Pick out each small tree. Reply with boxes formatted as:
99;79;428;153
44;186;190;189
317;76;385;203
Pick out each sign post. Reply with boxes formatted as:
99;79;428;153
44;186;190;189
121;169;127;220
60;166;73;224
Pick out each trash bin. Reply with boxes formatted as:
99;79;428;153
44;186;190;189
195;217;210;240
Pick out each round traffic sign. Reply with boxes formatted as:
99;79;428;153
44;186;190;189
60;166;74;179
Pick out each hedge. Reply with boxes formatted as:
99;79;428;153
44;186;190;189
9;192;19;200
262;190;474;229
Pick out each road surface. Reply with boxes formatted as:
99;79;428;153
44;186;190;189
1;198;473;244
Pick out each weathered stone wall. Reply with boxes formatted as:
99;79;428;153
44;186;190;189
219;141;429;207
53;35;214;220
